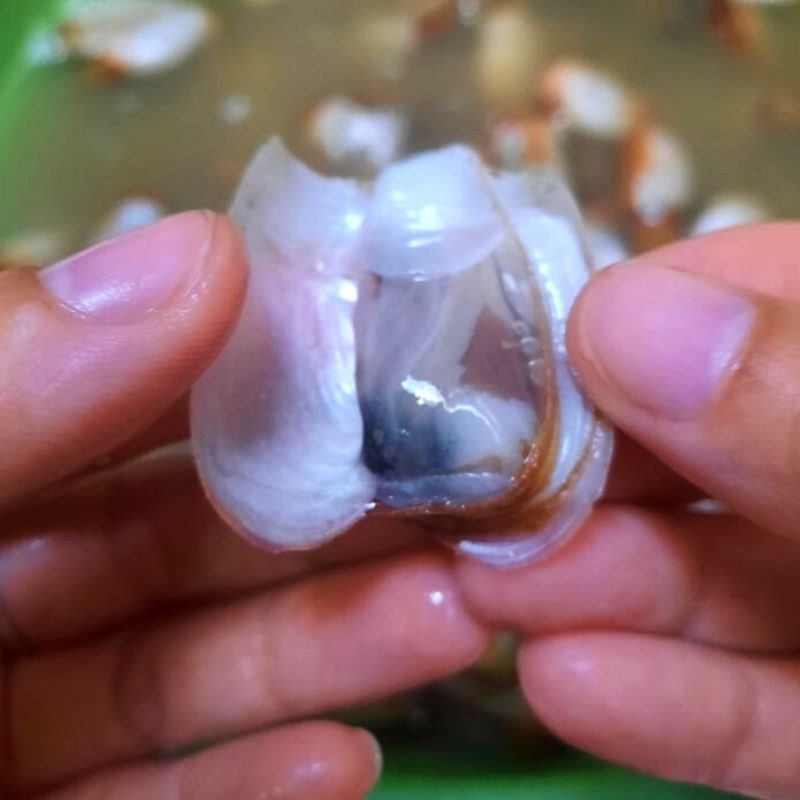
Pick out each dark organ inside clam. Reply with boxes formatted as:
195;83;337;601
190;140;612;567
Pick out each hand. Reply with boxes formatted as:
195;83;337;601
457;223;800;800
0;213;489;800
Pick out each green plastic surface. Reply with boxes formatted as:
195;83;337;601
369;746;731;799
0;3;737;797
0;0;58;102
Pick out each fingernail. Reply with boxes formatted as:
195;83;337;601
357;730;384;781
577;264;755;419
40;211;215;323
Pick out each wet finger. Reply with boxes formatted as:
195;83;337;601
519;632;800;799
23;722;380;800
603;432;700;505
79;397;190;476
0;456;424;650
5;552;487;792
458;504;800;654
569;258;800;540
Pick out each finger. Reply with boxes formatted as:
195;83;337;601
25;722;380;800
80;397;190;475
629;221;800;300
0;213;246;504
575;223;800;510
569;259;800;540
518;632;800;799
603;433;700;505
0;440;689;652
6;552;488;792
457;504;800;653
0;456;424;649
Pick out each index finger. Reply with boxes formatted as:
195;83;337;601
0;455;424;650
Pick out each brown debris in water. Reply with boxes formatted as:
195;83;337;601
414;0;459;41
706;0;765;56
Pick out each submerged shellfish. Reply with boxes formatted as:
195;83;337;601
191;140;612;567
90;194;168;244
691;192;769;236
305;96;409;177
34;0;214;78
474;1;542;113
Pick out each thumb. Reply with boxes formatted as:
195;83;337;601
0;211;246;505
568;259;800;539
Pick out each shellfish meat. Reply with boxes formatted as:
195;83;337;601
305;96;409;177
32;0;214;77
191;140;613;567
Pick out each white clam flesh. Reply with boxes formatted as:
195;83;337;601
90;195;168;244
691;193;769;236
540;61;638;141
307;97;409;177
626;124;693;225
43;0;213;76
191;140;613;567
585;223;629;269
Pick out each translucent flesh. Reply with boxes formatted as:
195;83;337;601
191;140;613;563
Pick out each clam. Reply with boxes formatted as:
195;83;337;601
585;223;630;269
305;96;409;177
485;114;557;170
691;193;769;236
90;194;168;244
474;1;542;113
36;0;214;78
535;61;643;224
191;140;612;567
622;123;693;251
539;61;639;141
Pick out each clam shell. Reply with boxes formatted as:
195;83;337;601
191;140;613;567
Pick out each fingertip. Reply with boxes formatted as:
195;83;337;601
181;211;248;345
455;506;686;635
517;633;755;791
177;721;382;800
517;633;646;769
566;266;615;391
269;722;382;800
353;728;384;793
201;212;249;298
454;551;525;629
0;211;249;502
518;635;602;716
364;552;492;674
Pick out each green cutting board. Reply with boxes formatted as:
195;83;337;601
370;744;730;799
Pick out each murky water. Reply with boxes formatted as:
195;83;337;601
0;0;799;259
